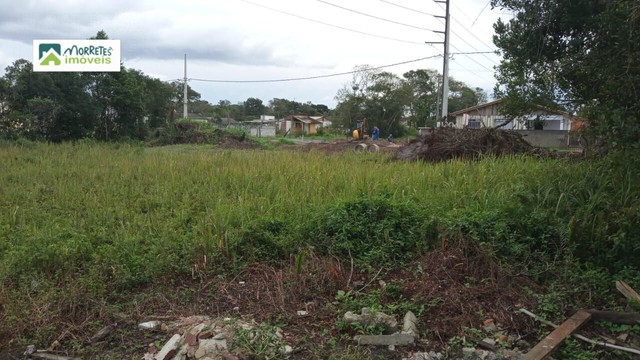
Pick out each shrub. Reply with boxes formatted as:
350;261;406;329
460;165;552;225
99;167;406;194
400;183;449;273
309;195;436;266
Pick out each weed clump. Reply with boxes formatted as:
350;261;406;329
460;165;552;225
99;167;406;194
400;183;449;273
309;195;437;266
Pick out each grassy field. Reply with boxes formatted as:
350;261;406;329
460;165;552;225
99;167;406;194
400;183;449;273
1;141;639;357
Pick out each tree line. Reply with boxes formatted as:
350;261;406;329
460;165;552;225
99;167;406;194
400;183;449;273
492;0;640;148
332;65;487;137
0;30;488;142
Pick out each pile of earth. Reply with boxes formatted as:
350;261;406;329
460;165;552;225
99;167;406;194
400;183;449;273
299;139;401;154
394;127;548;162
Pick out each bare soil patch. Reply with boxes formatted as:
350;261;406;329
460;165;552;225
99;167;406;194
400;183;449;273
4;242;540;359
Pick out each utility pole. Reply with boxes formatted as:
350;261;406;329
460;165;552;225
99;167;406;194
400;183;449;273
183;54;188;119
427;0;451;125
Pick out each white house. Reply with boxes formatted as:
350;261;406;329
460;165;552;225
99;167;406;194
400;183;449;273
449;99;576;131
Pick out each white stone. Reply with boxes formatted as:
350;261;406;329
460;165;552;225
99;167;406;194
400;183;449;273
155;334;181;360
138;321;161;330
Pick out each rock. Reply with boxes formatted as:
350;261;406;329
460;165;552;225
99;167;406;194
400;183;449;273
187;345;197;358
24;345;36;356
482;338;496;346
185;332;198;346
139;321;162;330
354;333;415;346
344;309;398;333
344;311;360;324
198;330;214;339
402;311;418;337
189;323;207;335
213;332;227;340
195;338;228;358
156;334;181;360
172;343;188;360
482;319;498;333
406;351;444;360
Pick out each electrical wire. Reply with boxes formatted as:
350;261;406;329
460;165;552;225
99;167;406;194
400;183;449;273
379;0;499;61
317;0;438;32
378;0;439;17
189;55;441;83
238;0;425;45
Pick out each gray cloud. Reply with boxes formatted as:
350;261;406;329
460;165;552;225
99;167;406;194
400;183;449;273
0;1;326;68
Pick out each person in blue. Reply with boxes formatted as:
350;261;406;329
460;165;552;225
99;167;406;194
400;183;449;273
372;126;380;141
387;133;393;143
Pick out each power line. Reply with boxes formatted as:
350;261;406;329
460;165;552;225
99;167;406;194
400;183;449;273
377;0;499;68
317;0;438;32
452;51;497;55
189;55;441;83
450;43;495;73
472;1;492;27
378;0;438;17
432;2;500;65
238;0;424;45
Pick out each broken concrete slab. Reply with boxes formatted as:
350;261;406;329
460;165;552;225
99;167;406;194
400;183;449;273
155;333;181;360
354;333;415;346
402;311;418;337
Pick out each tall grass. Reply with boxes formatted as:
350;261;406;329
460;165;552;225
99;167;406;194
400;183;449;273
1;143;638;341
0;144;628;282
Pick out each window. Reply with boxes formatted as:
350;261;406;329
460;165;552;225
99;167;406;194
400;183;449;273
468;119;482;129
494;119;513;129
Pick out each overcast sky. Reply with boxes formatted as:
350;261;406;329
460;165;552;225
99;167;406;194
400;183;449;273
0;0;512;108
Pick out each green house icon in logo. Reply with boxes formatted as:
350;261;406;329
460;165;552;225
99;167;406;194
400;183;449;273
39;44;62;66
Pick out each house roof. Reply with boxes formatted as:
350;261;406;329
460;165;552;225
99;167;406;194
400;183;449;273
449;99;577;119
244;119;276;124
449;99;506;116
220;117;237;125
286;114;322;124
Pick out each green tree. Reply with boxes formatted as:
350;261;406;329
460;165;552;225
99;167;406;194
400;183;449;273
448;78;485;114
3;59;99;141
143;77;173;129
403;69;440;127
170;81;201;120
244;97;265;117
492;0;640;148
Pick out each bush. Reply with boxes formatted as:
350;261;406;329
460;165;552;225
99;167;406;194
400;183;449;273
309;195;436;266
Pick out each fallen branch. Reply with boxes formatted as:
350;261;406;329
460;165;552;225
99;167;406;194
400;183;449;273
616;281;640;306
30;351;81;360
583;309;640;325
519;309;640;356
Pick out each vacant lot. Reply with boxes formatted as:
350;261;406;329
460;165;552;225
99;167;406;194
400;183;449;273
1;142;638;359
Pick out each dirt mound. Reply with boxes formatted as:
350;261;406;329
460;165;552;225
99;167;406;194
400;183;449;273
394;128;541;162
300;139;400;154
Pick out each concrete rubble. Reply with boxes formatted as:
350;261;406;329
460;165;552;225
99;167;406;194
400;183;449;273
140;315;291;360
345;308;420;347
